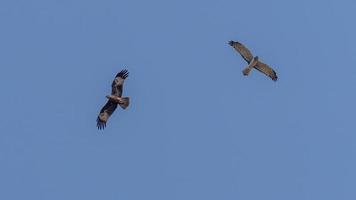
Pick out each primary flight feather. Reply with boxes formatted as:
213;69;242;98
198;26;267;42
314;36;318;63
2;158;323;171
229;40;278;81
96;69;130;130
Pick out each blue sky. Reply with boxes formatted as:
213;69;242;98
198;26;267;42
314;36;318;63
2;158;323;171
1;0;356;199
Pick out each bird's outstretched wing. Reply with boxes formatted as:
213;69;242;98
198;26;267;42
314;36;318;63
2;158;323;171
254;61;278;81
96;101;118;130
229;40;254;63
111;69;129;97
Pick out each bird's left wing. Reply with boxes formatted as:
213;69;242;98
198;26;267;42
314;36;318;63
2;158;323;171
254;61;278;81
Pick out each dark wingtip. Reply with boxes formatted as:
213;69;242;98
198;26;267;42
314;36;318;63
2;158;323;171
96;117;106;130
272;73;278;81
116;69;129;79
228;40;234;46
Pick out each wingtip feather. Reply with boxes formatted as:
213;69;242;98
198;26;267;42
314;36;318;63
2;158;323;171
116;69;129;79
271;72;278;81
96;117;106;130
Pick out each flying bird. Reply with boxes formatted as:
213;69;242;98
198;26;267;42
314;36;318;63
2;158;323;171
96;69;130;130
228;40;278;81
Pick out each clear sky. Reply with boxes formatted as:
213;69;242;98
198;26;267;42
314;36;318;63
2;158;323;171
1;0;356;199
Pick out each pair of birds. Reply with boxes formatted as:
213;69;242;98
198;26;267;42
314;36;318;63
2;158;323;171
96;40;278;130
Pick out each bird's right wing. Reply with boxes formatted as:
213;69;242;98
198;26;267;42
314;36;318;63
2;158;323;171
111;69;129;97
96;100;118;130
229;40;254;63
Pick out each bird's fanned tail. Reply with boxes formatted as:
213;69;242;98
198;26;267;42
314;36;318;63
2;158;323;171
118;97;130;109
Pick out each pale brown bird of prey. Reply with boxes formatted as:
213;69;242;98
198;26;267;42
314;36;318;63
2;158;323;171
229;40;278;81
96;69;130;130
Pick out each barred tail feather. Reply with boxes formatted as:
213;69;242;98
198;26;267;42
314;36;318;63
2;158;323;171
242;67;253;76
119;97;130;109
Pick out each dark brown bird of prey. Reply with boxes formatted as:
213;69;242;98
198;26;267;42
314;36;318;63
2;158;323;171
96;69;130;130
229;40;278;81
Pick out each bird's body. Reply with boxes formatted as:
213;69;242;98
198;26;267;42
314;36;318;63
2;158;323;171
106;95;130;108
242;56;259;76
229;40;278;81
96;69;130;130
